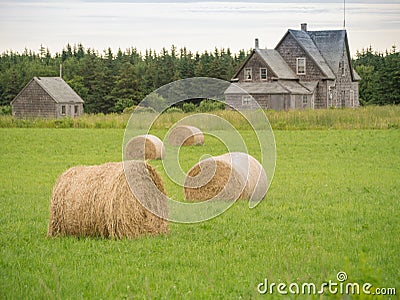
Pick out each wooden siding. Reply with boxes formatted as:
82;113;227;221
237;52;276;82
228;29;360;111
332;45;360;108
12;79;84;118
225;94;291;111
276;34;325;81
276;34;328;108
12;80;57;118
55;103;84;118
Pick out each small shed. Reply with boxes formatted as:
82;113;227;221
11;77;84;118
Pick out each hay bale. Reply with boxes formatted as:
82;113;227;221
125;134;165;160
168;125;204;146
48;160;168;239
184;152;267;202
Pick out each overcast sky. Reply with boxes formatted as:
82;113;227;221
0;0;399;56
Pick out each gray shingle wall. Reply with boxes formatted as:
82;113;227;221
330;45;359;108
12;80;56;118
226;93;291;110
276;34;325;82
12;77;85;118
276;34;327;108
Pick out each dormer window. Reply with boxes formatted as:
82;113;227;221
297;58;306;75
244;68;252;81
260;68;267;80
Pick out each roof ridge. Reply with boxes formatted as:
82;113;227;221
34;77;84;104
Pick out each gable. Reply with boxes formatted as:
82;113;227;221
276;33;326;79
277;30;336;79
232;49;297;81
232;51;263;80
12;77;84;105
11;79;57;105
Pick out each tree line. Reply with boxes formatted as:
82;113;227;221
353;46;400;105
0;43;398;113
0;44;248;113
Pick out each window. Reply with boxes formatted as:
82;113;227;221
74;105;78;115
302;95;308;106
297;58;306;75
242;95;252;106
260;68;267;80
61;105;66;115
244;68;252;81
339;60;345;76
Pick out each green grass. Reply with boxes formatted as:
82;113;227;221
0;128;399;299
1;106;399;130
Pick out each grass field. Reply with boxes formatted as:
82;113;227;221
1;106;399;130
0;127;399;299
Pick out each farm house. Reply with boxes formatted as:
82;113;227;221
225;23;361;110
11;77;84;118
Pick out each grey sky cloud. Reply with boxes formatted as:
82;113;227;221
0;1;399;56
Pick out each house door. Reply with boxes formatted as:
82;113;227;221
290;95;296;109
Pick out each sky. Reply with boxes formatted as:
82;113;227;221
0;0;399;57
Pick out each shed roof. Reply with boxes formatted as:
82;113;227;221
256;49;298;80
33;77;84;104
225;82;289;95
279;80;316;94
225;81;314;95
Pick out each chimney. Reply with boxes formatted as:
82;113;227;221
255;38;259;49
59;64;63;79
301;23;308;31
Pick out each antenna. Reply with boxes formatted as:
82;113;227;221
343;0;346;29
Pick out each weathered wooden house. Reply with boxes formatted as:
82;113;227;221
225;23;361;110
11;77;84;118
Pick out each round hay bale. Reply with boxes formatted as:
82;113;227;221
168;125;204;146
125;134;165;160
48;160;168;239
184;152;267;202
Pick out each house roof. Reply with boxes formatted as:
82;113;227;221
232;48;298;80
232;26;360;84
307;30;346;75
299;81;319;92
256;49;297;80
286;30;336;79
225;82;289;94
225;81;315;95
279;80;316;94
33;77;84;104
